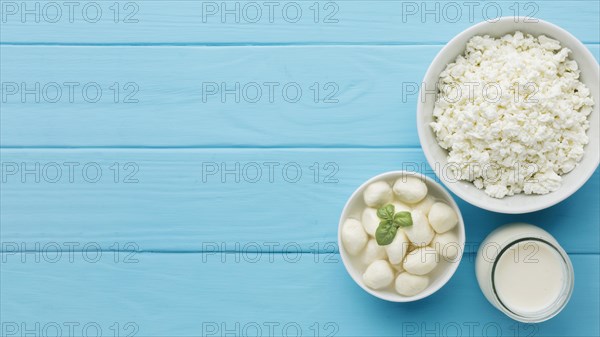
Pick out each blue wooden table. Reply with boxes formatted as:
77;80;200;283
1;1;599;336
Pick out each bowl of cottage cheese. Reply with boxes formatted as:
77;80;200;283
417;17;599;214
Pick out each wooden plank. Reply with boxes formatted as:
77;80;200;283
1;252;598;336
1;1;599;44
2;148;598;253
1;45;599;147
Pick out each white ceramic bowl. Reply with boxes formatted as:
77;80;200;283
338;171;465;302
417;17;600;214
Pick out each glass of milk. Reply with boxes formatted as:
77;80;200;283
475;223;574;323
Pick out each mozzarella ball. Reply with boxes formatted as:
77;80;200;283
384;230;410;265
393;177;428;203
410;195;436;216
341;218;367;256
361;239;387;265
363;260;394;289
361;208;379;236
363;181;393;207
403;210;435;247
395;272;429;296
432;232;461;261
428;202;458;233
403;247;439;275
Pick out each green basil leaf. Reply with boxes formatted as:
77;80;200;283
376;204;395;221
375;220;398;246
393;211;413;228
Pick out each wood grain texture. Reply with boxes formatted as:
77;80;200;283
2;149;598;253
1;45;598;147
1;1;599;335
1;253;598;336
1;1;599;44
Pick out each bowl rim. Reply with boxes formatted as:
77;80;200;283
337;170;466;302
417;16;600;214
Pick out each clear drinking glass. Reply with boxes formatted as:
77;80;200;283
475;223;574;323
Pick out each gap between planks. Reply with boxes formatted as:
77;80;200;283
2;42;599;47
0;146;422;150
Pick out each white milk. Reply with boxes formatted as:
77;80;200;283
475;223;573;323
493;240;566;315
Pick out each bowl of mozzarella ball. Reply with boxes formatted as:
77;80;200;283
338;171;465;302
417;17;599;214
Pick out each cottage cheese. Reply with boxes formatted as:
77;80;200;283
431;32;594;198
